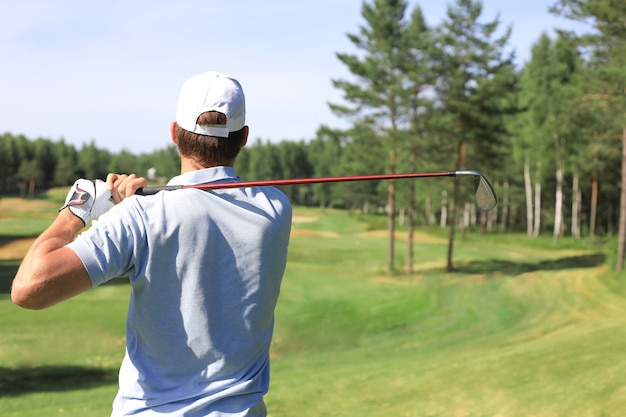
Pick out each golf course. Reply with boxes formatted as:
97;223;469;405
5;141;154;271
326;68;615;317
1;189;626;416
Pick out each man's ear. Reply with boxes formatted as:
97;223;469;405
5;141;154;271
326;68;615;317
170;121;178;145
241;126;249;148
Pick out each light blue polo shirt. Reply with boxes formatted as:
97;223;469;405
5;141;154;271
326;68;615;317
67;166;292;416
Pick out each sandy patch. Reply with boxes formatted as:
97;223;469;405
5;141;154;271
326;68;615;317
290;229;339;238
291;215;319;223
0;198;56;214
357;230;447;244
290;215;338;237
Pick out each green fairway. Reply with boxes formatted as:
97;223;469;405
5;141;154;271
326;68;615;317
1;201;625;416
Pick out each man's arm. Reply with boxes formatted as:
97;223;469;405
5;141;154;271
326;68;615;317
11;173;147;310
11;209;91;309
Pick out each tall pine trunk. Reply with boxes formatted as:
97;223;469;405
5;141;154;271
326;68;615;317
387;149;396;274
533;171;542;238
616;126;626;271
533;162;541;239
524;159;533;238
590;172;598;242
499;181;509;233
407;146;417;276
440;190;448;227
446;185;457;272
447;140;465;272
28;176;36;198
553;164;564;244
571;174;581;240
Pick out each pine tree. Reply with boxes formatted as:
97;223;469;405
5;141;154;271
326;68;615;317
400;5;437;275
307;126;343;208
433;0;516;271
330;0;414;273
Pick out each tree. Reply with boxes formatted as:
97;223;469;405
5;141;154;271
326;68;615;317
307;126;343;208
573;87;622;241
16;159;41;198
274;141;313;203
398;5;437;275
0;133;19;191
550;34;584;243
33;138;57;188
77;140;111;180
108;150;139;175
54;139;79;186
331;0;423;273
246;140;282;182
522;33;584;244
433;0;516;271
512;65;541;238
335;125;387;211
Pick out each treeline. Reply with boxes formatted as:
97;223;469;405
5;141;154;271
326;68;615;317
2;0;625;272
0;130;384;212
0;134;180;197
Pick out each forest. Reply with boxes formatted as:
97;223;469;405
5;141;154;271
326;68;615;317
1;0;625;270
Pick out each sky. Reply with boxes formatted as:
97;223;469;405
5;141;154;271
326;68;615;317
0;0;590;155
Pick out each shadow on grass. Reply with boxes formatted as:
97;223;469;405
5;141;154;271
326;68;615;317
0;260;19;294
456;253;606;276
0;234;37;295
0;365;117;397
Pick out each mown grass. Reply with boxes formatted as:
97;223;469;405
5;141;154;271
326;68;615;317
268;208;625;416
1;194;625;416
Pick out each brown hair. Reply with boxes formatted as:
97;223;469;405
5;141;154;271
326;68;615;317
175;112;246;167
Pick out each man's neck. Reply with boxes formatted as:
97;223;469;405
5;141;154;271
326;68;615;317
180;157;232;174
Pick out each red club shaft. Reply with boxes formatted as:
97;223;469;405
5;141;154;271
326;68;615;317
136;171;455;194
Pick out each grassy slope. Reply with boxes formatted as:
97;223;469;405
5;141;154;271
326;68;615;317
1;200;625;416
268;208;626;416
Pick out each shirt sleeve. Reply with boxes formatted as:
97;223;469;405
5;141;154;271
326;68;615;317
66;199;146;287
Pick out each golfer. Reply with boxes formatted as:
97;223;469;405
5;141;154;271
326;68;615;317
11;71;292;416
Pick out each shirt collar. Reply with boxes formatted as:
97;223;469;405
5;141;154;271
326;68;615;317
167;166;240;186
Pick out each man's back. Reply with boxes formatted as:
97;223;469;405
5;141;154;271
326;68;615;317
68;168;292;416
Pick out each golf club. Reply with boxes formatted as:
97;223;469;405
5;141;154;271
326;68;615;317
136;170;498;211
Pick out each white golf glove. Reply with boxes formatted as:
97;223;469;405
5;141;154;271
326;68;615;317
60;179;115;225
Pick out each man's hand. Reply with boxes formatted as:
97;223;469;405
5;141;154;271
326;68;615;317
106;173;148;203
13;172;147;310
60;179;115;225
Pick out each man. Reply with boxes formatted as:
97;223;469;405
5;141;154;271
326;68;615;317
11;71;292;416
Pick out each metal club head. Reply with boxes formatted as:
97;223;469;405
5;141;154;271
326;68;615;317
474;176;498;211
453;170;498;211
471;173;498;211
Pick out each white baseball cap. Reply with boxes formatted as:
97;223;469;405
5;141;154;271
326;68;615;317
175;71;246;138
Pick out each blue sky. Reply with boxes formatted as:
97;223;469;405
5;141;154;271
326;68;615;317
1;0;589;154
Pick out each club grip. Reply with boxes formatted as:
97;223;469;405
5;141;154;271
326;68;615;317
135;185;183;195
